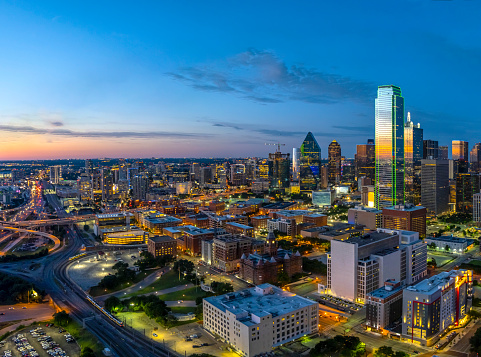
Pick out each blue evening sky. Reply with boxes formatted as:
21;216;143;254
0;0;480;159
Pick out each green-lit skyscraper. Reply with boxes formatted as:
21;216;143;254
299;132;321;192
375;85;405;209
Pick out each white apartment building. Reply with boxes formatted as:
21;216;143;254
267;218;294;236
203;284;319;357
327;228;427;303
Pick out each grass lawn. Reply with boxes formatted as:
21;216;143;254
468;260;481;266
427;252;454;267
170;306;196;314
123;270;191;298
158;287;207;301
64;319;104;355
90;269;159;297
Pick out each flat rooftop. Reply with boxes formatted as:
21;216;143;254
204;284;316;326
429;236;468;243
339;231;395;247
149;235;176;243
368;282;403;299
383;205;426;212
226;222;253;229
406;270;465;295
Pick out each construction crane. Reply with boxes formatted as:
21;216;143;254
265;142;286;153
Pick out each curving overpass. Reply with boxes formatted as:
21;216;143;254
0;214;96;228
0;225;61;255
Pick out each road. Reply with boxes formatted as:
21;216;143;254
1;181;182;357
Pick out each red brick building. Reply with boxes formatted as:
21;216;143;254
382;204;427;238
147;235;177;257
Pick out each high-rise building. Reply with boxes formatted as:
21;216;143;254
470;143;481;173
439;146;449;160
327;229;427;303
85;159;93;175
404;113;423;205
375;85;404;209
382;204;427;238
421;159;450;216
299;132;321;192
268;151;290;189
456;173;480;213
132;173;149;201
77;173;92;203
452;140;469;161
292;147;300;181
328;140;341;186
423;140;438;159
49;165;62;184
402;270;472;346
473;193;481;225
230;164;246;186
355;140;375;184
101;169;114;202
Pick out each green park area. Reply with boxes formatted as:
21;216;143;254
427;252;454;267
158;286;207;301
124;270;191;298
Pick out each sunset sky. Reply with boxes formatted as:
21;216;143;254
1;1;480;159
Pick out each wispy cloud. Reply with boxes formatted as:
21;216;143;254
167;49;374;105
0;124;211;139
332;125;372;132
48;121;64;127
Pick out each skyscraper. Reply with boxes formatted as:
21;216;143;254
292;147;300;181
132;173;150;201
470;143;481;173
268;151;290;189
328;140;341;186
439;146;449;160
299;132;321;192
355;139;375;183
421;159;449;216
423;140;438;159
456;173;480;213
49;165;62;185
375;85;405;209
404;112;423;205
452;140;469;161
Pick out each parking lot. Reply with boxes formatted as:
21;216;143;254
0;324;80;357
68;251;141;291
317;294;363;313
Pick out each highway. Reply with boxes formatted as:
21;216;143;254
1;182;180;357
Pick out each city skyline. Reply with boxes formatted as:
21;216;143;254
1;1;481;159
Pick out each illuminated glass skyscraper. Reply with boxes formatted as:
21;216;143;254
299;132;321;192
328;140;341;186
404;112;423;205
375;85;404;209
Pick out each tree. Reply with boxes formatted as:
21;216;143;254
470;327;481;354
144;300;169;319
375;346;394;357
445;245;450;252
428;242;436;250
80;347;96;357
173;259;195;275
83;225;89;232
211;281;233;295
195;304;203;320
98;274;119;290
277;271;290;286
104;296;123;313
157;313;178;328
53;310;71;327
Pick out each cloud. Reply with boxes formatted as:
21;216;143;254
332;125;372;133
167;49;374;105
0;124;211;139
48;121;64;127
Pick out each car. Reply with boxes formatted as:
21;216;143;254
22;307;27;309
0;312;4;315
190;334;199;338
193;345;201;348
152;333;158;337
185;338;192;342
201;343;209;347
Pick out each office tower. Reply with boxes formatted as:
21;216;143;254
327;229;427;302
421;159;450;216
361;185;375;207
91;171;102;201
132;173;150;201
127;167;139;186
230;164;246;186
470;143;481;173
402;270;472;345
439;146;449;160
320;165;328;189
347;206;382;230
473;193;481;224
423;140;438;159
200;166;213;186
268;151;290;189
375;85;404;209
299;132;321;192
49;165;62;184
328;140;341;186
256;159;269;180
292;147;300;181
245;159;257;180
452;140;469;161
85;159;93;175
190;162;201;182
382;204;427;238
366;280;403;331
456;173;480;213
341;162;355;185
404;113;423;205
77;173;92;203
101;169;114;202
203;284;318;357
355;139;375;183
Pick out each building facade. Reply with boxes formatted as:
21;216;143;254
375;85;405;209
382;205;427;238
203;284;319;357
147;235;177;257
421;159;450;216
328;140;342;186
299;132;321;192
404;113;423;205
366;280;403;331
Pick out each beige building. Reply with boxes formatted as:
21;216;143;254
203;284;319;357
348;206;382;230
